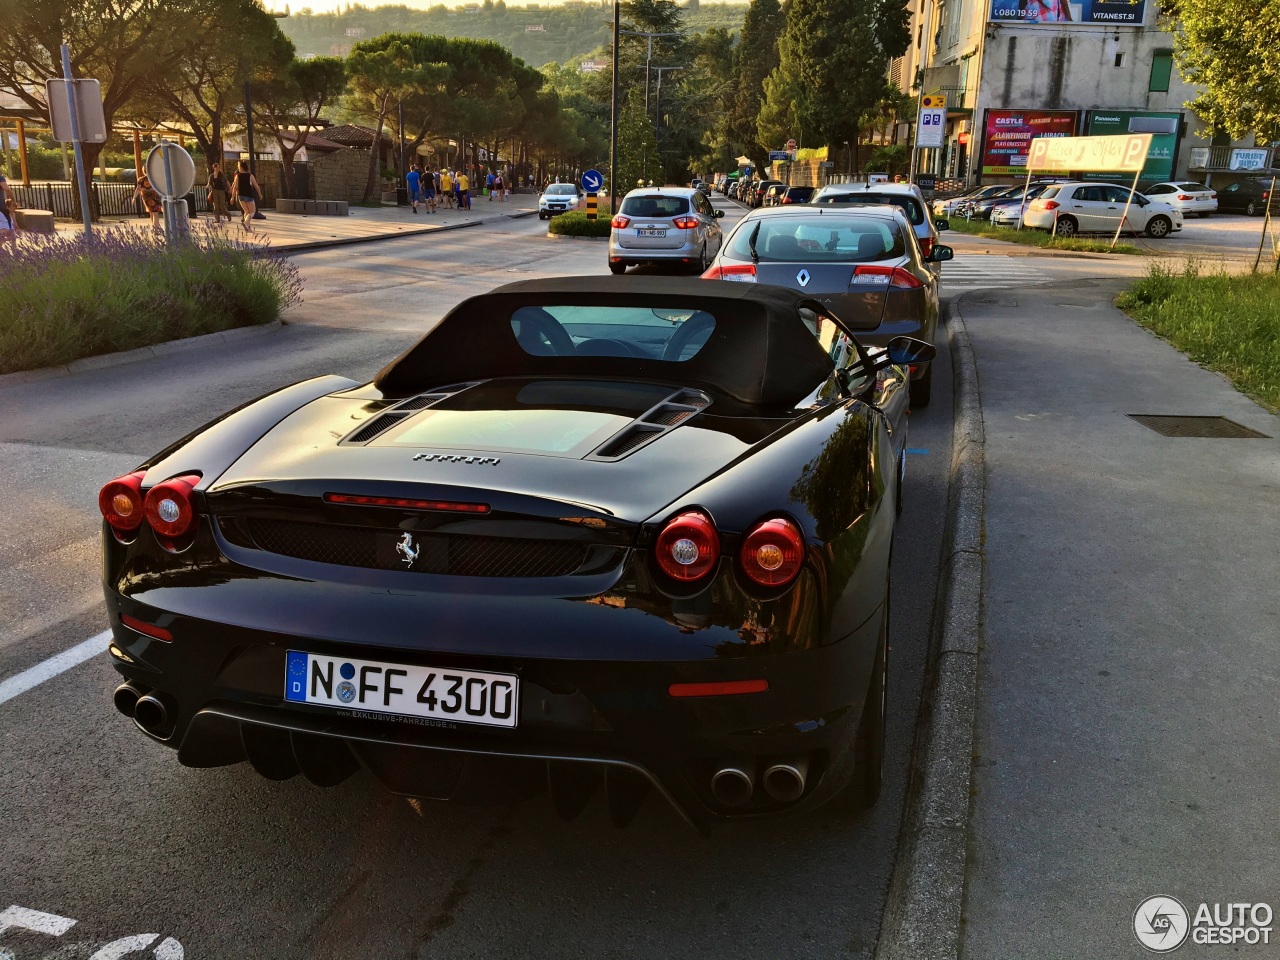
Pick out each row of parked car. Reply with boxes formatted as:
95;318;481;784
933;177;1274;236
711;175;816;208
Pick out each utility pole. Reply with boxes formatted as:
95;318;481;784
609;0;620;215
651;66;685;130
621;30;681;115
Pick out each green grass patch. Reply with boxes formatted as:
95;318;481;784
547;210;611;238
0;228;302;374
945;216;1141;255
1117;262;1280;410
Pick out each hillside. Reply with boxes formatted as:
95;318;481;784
282;2;748;68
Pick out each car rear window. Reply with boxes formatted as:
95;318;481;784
510;304;715;361
813;193;924;225
619;195;691;217
1039;186;1061;200
1177;182;1208;191
725;216;906;262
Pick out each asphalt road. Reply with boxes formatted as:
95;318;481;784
0;209;954;959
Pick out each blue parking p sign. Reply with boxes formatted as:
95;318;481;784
581;169;604;192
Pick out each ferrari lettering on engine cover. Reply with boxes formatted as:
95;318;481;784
412;453;501;465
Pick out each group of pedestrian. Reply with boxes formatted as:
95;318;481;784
406;166;513;214
202;160;261;233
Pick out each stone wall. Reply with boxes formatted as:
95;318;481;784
309;148;372;204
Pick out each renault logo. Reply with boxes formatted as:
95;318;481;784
796;269;811;287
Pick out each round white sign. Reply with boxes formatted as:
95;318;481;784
144;142;197;199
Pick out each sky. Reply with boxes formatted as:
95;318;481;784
285;0;596;13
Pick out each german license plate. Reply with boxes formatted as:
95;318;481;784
637;228;666;238
285;651;519;728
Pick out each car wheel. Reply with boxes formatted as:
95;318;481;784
840;589;887;812
1054;216;1078;238
539;212;547;220
608;261;626;275
1246;200;1259;216
1198;212;1212;219
693;243;709;275
909;364;932;409
1145;215;1172;239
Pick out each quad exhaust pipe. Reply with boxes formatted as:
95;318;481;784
710;763;755;807
113;681;148;717
133;692;175;738
762;757;809;803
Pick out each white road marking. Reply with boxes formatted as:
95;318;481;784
0;905;77;937
0;630;110;707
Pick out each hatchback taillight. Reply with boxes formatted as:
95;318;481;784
611;214;631;229
852;265;924;289
99;471;146;532
1043;200;1060;211
739;517;804;587
701;263;757;282
143;474;202;539
672;215;700;229
654;511;719;582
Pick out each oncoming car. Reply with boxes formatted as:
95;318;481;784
539;182;582;219
100;276;933;832
702;205;949;408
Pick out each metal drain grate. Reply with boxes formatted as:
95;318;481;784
1128;415;1271;439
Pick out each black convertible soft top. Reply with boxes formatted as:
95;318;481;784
374;276;836;407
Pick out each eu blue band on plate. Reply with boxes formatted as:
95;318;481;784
285;651;309;701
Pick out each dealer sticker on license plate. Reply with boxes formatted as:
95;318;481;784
637;228;666;238
285;651;519;728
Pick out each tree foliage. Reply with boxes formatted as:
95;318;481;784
255;56;348;197
1166;0;1280;142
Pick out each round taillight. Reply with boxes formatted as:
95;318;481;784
99;471;146;531
654;511;719;582
143;474;201;539
739;517;805;587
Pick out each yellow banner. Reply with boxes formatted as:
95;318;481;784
1027;134;1152;173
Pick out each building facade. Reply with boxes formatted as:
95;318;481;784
892;0;1258;186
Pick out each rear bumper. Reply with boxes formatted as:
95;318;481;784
609;236;703;261
103;524;884;828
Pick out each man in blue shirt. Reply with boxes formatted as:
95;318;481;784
406;166;422;214
486;170;495;201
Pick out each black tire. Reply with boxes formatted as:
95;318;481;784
1246;200;1259;217
608;261;626;275
841;593;887;812
909;363;932;409
1145;215;1172;239
539;212;547;221
1198;211;1212;219
692;244;709;275
1053;216;1078;238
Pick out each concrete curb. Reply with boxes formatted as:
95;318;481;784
875;296;985;960
269;207;536;254
0;321;284;389
546;233;608;241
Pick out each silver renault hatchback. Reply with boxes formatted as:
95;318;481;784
608;187;725;274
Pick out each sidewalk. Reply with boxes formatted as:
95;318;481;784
957;281;1280;957
47;195;539;252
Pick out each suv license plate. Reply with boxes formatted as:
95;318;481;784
285;651;519;728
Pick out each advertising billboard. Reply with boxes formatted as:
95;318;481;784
989;0;1148;26
980;109;1079;176
1084;111;1181;182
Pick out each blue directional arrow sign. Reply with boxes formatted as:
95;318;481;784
581;168;604;192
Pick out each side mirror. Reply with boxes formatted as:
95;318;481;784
887;336;937;367
926;244;954;263
934;217;951;231
713;210;725;218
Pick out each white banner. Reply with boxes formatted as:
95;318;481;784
1027;133;1152;172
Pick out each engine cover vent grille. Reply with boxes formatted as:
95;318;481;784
346;411;411;444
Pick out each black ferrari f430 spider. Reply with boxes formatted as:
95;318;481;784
100;276;933;832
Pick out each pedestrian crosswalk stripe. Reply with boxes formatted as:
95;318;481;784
940;254;1050;288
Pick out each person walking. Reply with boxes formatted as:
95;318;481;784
458;170;470;210
406;165;422;213
206;163;230;225
132;173;164;235
486;170;495;201
231;160;262;234
440;169;453;209
494;171;504;202
421;165;437;214
0;173;16;244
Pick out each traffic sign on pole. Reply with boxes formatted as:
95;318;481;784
145;142;196;199
581;168;604;192
46;78;107;144
917;107;946;148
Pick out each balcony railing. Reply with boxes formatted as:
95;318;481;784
1188;145;1280;173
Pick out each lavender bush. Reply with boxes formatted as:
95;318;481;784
0;227;303;374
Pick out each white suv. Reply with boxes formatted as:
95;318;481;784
539;183;583;220
1023;182;1183;238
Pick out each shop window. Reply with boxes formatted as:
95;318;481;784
1150;50;1173;93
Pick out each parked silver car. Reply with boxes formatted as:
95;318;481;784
608;187;725;274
